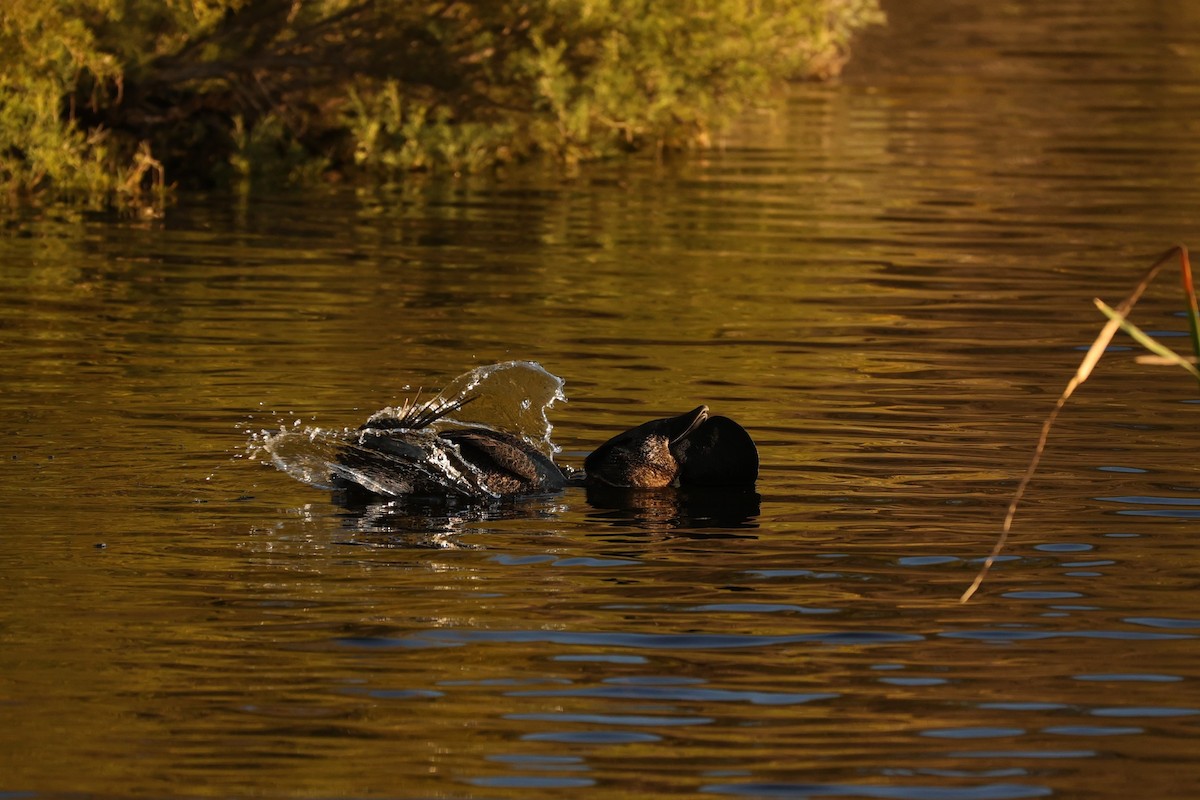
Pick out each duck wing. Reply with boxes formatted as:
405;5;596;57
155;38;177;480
440;429;567;494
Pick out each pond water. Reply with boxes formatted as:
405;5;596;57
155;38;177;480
3;0;1200;797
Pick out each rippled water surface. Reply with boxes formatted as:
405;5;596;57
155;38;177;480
4;0;1200;797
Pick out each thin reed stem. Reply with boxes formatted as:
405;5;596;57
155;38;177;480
959;246;1185;603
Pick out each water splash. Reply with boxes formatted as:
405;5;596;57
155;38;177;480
247;361;567;499
403;360;566;458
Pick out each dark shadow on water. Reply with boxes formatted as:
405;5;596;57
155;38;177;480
584;484;761;532
328;483;761;546
331;487;567;547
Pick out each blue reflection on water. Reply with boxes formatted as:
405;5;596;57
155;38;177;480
700;780;1052;798
336;627;924;650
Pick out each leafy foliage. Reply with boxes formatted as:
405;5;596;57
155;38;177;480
0;0;883;201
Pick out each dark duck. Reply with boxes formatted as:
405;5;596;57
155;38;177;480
336;400;757;500
584;405;758;489
337;396;567;499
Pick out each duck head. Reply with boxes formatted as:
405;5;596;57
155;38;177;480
584;405;758;488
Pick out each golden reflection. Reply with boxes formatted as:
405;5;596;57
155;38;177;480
4;0;1200;796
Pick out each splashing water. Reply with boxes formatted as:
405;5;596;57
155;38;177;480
247;361;567;499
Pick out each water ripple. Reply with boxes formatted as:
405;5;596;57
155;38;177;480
686;603;840;615
1090;706;1198;718
921;727;1025;739
701;781;1052;799
949;751;1095;760
335;628;924;650
939;629;1192;643
1074;673;1182;682
507;685;837;706
506;712;714;726
469;774;595;788
1124;617;1200;629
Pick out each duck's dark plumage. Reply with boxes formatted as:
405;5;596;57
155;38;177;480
670;413;759;487
338;395;566;499
439;428;567;495
337;396;756;500
583;405;758;489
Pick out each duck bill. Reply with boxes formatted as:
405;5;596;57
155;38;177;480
669;405;709;444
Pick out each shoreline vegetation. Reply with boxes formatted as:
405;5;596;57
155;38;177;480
0;0;883;206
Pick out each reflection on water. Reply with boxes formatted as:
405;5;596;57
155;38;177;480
3;0;1200;797
584;484;762;531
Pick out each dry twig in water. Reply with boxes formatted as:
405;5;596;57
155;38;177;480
959;245;1194;603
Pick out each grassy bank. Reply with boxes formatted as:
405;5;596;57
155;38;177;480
0;0;882;204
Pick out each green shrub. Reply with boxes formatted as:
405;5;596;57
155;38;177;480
0;0;883;202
